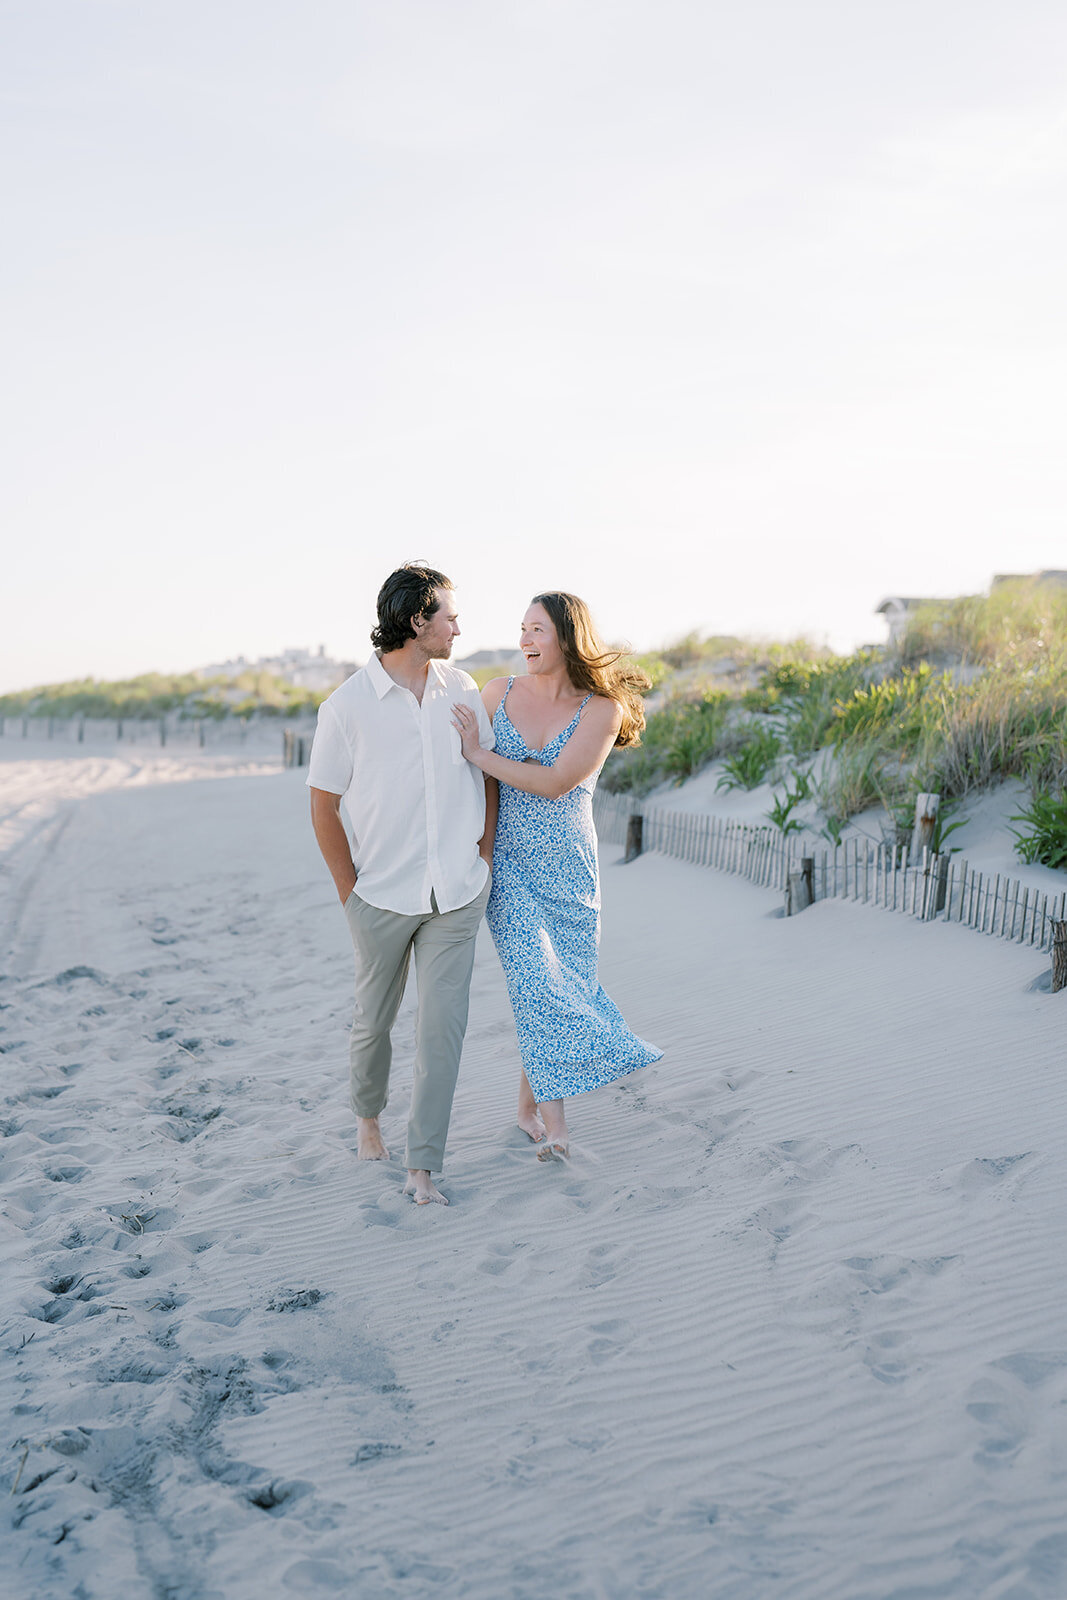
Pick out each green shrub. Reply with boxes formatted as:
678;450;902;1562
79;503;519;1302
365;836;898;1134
815;744;898;830
770;652;879;755
827;664;942;751
716;725;782;791
600;692;729;794
1009;791;1067;870
740;684;780;713
766;769;814;835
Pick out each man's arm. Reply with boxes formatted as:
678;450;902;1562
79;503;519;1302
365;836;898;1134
309;787;357;904
480;777;499;868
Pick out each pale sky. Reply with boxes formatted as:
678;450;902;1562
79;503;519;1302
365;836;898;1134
2;0;1065;692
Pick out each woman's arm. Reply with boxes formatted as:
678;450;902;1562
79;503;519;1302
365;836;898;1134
452;696;621;800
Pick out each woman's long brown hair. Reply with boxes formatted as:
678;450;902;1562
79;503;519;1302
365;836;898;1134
531;591;650;748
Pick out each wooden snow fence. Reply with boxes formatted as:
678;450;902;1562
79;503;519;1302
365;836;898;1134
592;791;1067;960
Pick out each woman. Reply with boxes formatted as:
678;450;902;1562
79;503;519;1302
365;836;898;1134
451;591;662;1160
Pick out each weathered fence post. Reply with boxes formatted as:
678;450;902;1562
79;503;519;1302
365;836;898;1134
282;730;309;769
77;716;85;744
912;793;940;858
159;716;167;748
801;856;815;905
1053;922;1067;993
785;867;813;916
934;855;950;916
624;813;644;863
197;720;205;748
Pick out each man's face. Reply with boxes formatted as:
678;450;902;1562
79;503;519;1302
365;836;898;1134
415;587;461;659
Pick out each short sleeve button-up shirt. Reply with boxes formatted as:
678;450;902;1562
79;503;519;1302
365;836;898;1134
306;653;495;915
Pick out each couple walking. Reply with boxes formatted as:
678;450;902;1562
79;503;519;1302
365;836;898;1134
308;563;661;1205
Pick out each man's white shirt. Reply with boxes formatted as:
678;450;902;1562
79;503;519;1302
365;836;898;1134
306;653;496;915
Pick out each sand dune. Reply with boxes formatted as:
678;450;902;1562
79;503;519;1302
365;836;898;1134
2;742;1065;1598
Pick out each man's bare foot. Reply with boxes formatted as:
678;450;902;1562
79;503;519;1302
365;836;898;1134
404;1170;449;1206
355;1117;389;1160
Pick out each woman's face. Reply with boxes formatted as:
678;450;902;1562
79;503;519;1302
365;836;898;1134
519;603;564;675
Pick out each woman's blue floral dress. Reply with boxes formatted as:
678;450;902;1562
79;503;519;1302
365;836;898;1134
485;679;662;1102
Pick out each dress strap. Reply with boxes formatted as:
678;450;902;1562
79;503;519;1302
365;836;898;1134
554;692;595;750
498;676;516;710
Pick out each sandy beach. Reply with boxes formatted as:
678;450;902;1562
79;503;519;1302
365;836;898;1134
2;736;1066;1599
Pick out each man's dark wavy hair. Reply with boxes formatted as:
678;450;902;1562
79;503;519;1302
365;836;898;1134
371;563;454;653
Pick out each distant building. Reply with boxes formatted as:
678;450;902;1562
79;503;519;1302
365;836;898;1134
455;649;525;675
195;645;358;691
874;597;948;646
877;571;1067;645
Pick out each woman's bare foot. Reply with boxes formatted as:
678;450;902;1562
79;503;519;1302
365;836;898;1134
536;1099;569;1161
517;1070;546;1141
355;1116;389;1160
403;1170;449;1206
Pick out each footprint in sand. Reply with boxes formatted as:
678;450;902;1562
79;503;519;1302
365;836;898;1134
282;1560;353;1593
950;1152;1037;1201
577;1241;620;1290
585;1318;634;1364
476;1242;523;1276
838;1254;958;1386
246;1478;313;1513
965;1375;1028;1465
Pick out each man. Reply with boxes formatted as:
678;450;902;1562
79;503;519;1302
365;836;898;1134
307;563;497;1205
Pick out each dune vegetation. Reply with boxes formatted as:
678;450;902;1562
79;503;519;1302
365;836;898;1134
0;670;325;722
605;581;1067;870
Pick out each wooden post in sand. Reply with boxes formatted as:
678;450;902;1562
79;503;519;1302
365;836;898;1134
624;813;644;863
911;793;940;858
1052;922;1067;993
785;866;813;916
282;730;308;768
801;856;815;905
159;716;167;748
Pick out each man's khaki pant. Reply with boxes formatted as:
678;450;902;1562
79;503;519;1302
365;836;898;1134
342;879;490;1174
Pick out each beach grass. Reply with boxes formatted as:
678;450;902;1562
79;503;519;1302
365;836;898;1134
0;671;326;722
604;587;1067;868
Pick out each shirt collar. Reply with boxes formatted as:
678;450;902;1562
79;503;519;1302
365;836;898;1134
367;651;445;700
